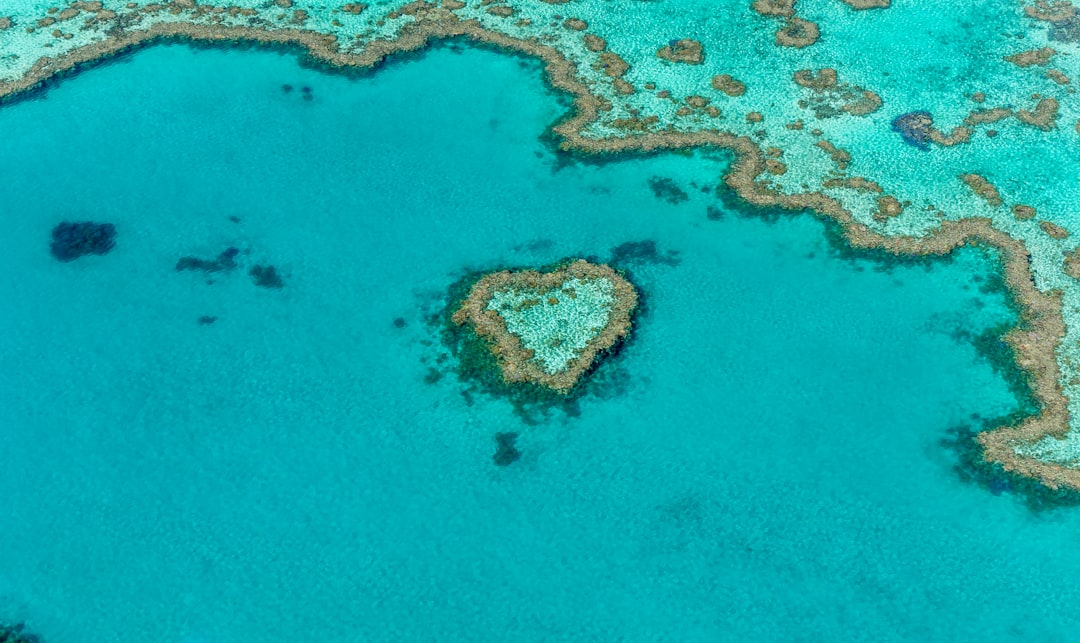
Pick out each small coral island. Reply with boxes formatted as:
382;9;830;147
452;260;638;393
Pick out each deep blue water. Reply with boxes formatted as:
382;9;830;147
0;42;1077;641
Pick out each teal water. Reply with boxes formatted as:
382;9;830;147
1;42;1078;641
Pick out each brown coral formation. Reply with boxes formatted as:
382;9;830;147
1025;0;1077;22
873;195;904;222
1046;69;1071;84
1064;247;1080;279
583;33;606;52
765;159;788;175
562;17;586;31
752;0;796;16
959;173;1003;207
1005;47;1057;67
656;39;704;64
775;17;819;48
929;125;972;146
963;108;1013;126
452;260;638;393
0;17;10;30
751;1;819;48
822;176;883;193
839;0;889;8
815;140;850;171
793;68;836;89
1041;221;1070;239
1013;204;1037;220
711;74;746;96
342;3;367;14
1017;97;1059;130
0;0;1074;491
794;69;882;118
594;51;634;95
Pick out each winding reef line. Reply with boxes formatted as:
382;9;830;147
1;7;1073;490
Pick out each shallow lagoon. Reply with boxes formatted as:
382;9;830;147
1;42;1079;641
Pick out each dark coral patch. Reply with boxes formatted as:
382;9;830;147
50;221;116;262
891;111;934;150
610;240;681;267
250;264;284;288
493;432;522;466
0;621;43;643
648;176;689;204
175;247;239;273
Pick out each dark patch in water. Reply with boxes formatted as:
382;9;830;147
228;215;241;223
493;432;522;466
197;315;218;326
0;621;43;643
281;83;293;93
393;317;408;329
1049;17;1080;43
890;111;933;150
609;240;681;267
648;176;689;204
249;264;284;289
176;246;239;274
706;205;724;221
512;238;555;254
50;221;116;262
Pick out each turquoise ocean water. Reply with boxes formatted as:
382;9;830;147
2;42;1079;641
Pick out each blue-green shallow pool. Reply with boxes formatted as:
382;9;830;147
0;42;1074;641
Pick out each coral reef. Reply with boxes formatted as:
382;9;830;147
609;240;681;267
3;0;1080;491
794;69;882;118
451;260;637;393
175;247;240;273
648;176;689;204
493;431;521;466
0;622;42;643
656;39;704;64
250;264;285;288
711;74;746;96
49;221;116;262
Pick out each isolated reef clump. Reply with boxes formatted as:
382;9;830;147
175;247;240;273
891;111;934;149
452;259;638;393
50;221;116;262
648;176;690;204
493;431;522;466
250;264;285;288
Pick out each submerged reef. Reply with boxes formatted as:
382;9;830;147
0;622;41;643
5;0;1080;493
452;259;638;393
176;247;240;273
50;221;115;262
250;264;284;289
493;431;522;466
